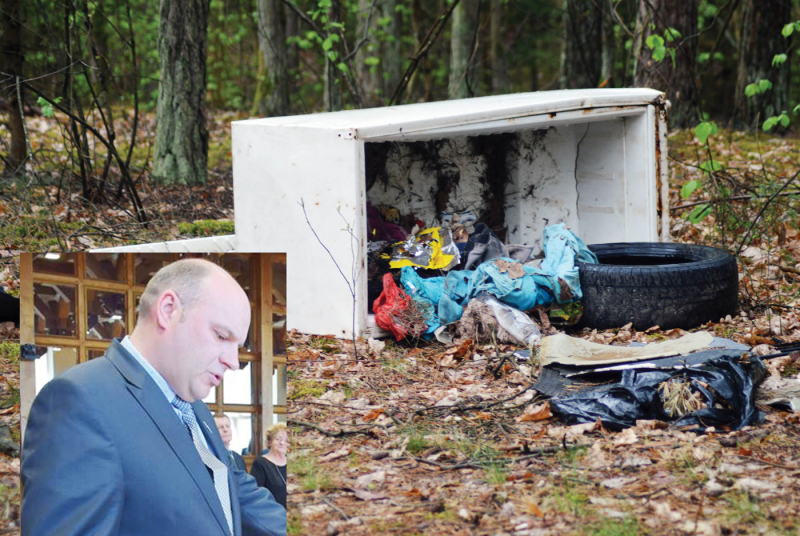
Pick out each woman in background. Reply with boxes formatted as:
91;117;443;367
250;422;287;508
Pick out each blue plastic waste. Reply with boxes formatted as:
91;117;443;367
400;223;597;330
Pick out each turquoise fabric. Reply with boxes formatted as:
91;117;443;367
399;223;598;329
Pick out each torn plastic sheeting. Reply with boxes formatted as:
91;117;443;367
548;352;766;431
540;331;715;366
531;347;748;398
400;223;597;329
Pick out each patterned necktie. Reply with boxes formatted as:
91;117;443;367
172;396;234;536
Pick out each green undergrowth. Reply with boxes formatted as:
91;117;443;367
288;378;327;400
0;342;19;364
177;219;235;237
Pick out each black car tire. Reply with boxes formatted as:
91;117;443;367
576;242;739;330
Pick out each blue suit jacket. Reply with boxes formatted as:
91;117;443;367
22;340;286;536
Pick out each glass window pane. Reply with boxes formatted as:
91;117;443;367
34;346;78;394
221;254;255;298
87;349;107;360
86;289;126;340
223;363;253;405
33;283;77;337
134;254;170;285
85;253;126;282
224;412;253;456
273;312;286;355
272;259;286;309
33;253;76;276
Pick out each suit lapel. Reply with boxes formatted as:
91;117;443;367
106;341;233;536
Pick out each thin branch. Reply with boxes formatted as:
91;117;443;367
736;168;800;256
389;0;462;105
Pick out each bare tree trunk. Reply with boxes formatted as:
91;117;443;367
254;0;289;117
633;0;699;127
355;0;380;106
1;0;26;174
324;0;343;111
490;0;508;93
381;0;403;100
153;0;209;185
600;0;614;86
449;0;479;99
734;0;791;128
559;0;603;89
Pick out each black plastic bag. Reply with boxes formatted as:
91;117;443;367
548;354;766;431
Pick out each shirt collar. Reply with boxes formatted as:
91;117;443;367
120;335;177;405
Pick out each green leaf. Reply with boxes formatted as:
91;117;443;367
782;23;795;38
713;52;724;61
364;56;380;66
646;34;664;50
694;121;718;145
745;83;758;97
780;113;790;127
664;27;682;42
763;116;780;131
378;16;392;27
687;204;712;224
322;36;333;51
37;96;55;118
793;104;800;114
699;160;722;173
337;62;349;73
327;50;337;62
681;179;702;199
758;79;772;92
652;46;666;62
698;52;710;63
772;53;787;66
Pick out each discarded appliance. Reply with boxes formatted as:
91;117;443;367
99;88;669;338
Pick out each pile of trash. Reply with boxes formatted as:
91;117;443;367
369;202;597;344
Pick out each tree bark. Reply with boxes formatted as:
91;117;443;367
559;0;603;89
490;0;508;94
449;0;479;99
355;0;380;106
153;0;209;185
633;0;699;127
734;0;792;129
1;0;26;174
254;0;289;117
324;0;343;112
381;0;403;101
599;0;614;86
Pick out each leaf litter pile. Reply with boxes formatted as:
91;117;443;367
288;130;800;535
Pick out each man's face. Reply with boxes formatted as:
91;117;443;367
162;271;251;402
215;416;232;448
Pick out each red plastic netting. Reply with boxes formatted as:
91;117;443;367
373;273;413;341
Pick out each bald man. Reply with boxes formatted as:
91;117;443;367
22;258;286;536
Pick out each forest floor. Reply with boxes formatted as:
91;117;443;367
4;111;800;535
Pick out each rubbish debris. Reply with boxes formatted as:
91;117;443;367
373;273;431;341
389;226;460;271
480;295;540;346
400;223;597;332
539;331;715;366
547;350;766;431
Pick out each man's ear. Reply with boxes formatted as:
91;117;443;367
154;290;181;329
